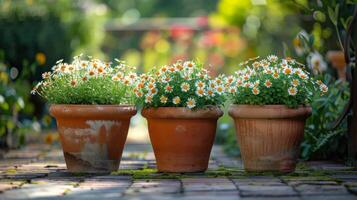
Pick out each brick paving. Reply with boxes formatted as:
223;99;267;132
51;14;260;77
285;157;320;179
0;143;356;199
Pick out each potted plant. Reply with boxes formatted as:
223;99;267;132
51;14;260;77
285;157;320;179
31;55;138;173
136;61;225;172
227;55;328;172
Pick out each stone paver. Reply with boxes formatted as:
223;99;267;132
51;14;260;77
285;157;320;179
62;176;131;199
182;177;236;192
126;179;181;195
1;181;74;199
237;185;297;197
295;184;348;195
0;142;356;200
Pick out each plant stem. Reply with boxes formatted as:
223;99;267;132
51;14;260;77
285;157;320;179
335;25;345;52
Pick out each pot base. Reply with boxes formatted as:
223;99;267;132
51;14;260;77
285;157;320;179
50;105;137;173
154;151;210;173
142;107;223;173
229;105;311;173
243;157;297;173
63;152;119;173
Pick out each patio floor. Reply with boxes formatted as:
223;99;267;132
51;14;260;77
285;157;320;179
0;142;357;200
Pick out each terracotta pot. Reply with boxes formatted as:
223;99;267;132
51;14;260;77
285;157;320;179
142;107;223;172
327;50;346;81
50;105;137;173
229;105;311;173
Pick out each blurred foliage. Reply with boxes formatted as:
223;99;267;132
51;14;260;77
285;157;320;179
293;0;355;160
293;0;356;53
210;0;301;56
102;0;218;18
105;26;248;74
302;75;349;160
0;0;107;147
0;0;107;70
0;54;37;148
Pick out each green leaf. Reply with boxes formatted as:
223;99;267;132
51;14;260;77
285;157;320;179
328;6;337;26
341;16;353;30
335;4;340;19
6;120;15;130
313;10;326;22
0;126;5;136
347;0;357;4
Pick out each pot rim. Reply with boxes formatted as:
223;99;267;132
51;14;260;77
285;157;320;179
228;104;312;119
49;104;137;119
142;106;223;119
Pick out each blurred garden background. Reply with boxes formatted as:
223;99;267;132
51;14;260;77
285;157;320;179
0;0;355;163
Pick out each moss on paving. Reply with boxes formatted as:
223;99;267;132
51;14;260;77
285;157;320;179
109;166;335;180
5;169;17;174
127;151;149;160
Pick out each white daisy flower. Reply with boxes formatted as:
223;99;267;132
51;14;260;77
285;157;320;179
207;88;215;97
181;82;190;92
283;67;293;75
145;94;153;103
165;84;173;93
215;85;224;94
173;96;181;105
160;65;168;73
252;87;260;95
160;95;168;104
264;80;272;88
307;51;327;75
320;84;328;93
288;87;298;96
195;88;205;97
186;98;196;109
195;81;205;88
292;79;300;87
135;91;143;97
267;55;278;62
228;87;237;93
161;75;171;83
183;61;195;69
146;82;156;90
208;80;217;88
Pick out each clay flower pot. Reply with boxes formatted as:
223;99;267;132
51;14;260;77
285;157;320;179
327;50;347;81
142;107;223;172
229;105;311;172
50;105;137;173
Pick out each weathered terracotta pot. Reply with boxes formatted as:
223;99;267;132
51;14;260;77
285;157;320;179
229;105;312;173
50;105;137;173
142;107;223;172
327;50;346;81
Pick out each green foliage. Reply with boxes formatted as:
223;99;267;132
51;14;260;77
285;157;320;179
33;56;137;105
0;0;106;73
211;0;301;56
135;61;226;109
0;61;32;147
301;75;350;160
294;0;356;52
39;75;132;105
228;55;327;108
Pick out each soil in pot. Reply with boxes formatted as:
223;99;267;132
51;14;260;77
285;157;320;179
142;107;223;173
229;105;312;173
50;105;137;173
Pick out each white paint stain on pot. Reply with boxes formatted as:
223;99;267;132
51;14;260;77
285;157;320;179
61;120;122;169
175;125;187;134
62;120;121;140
